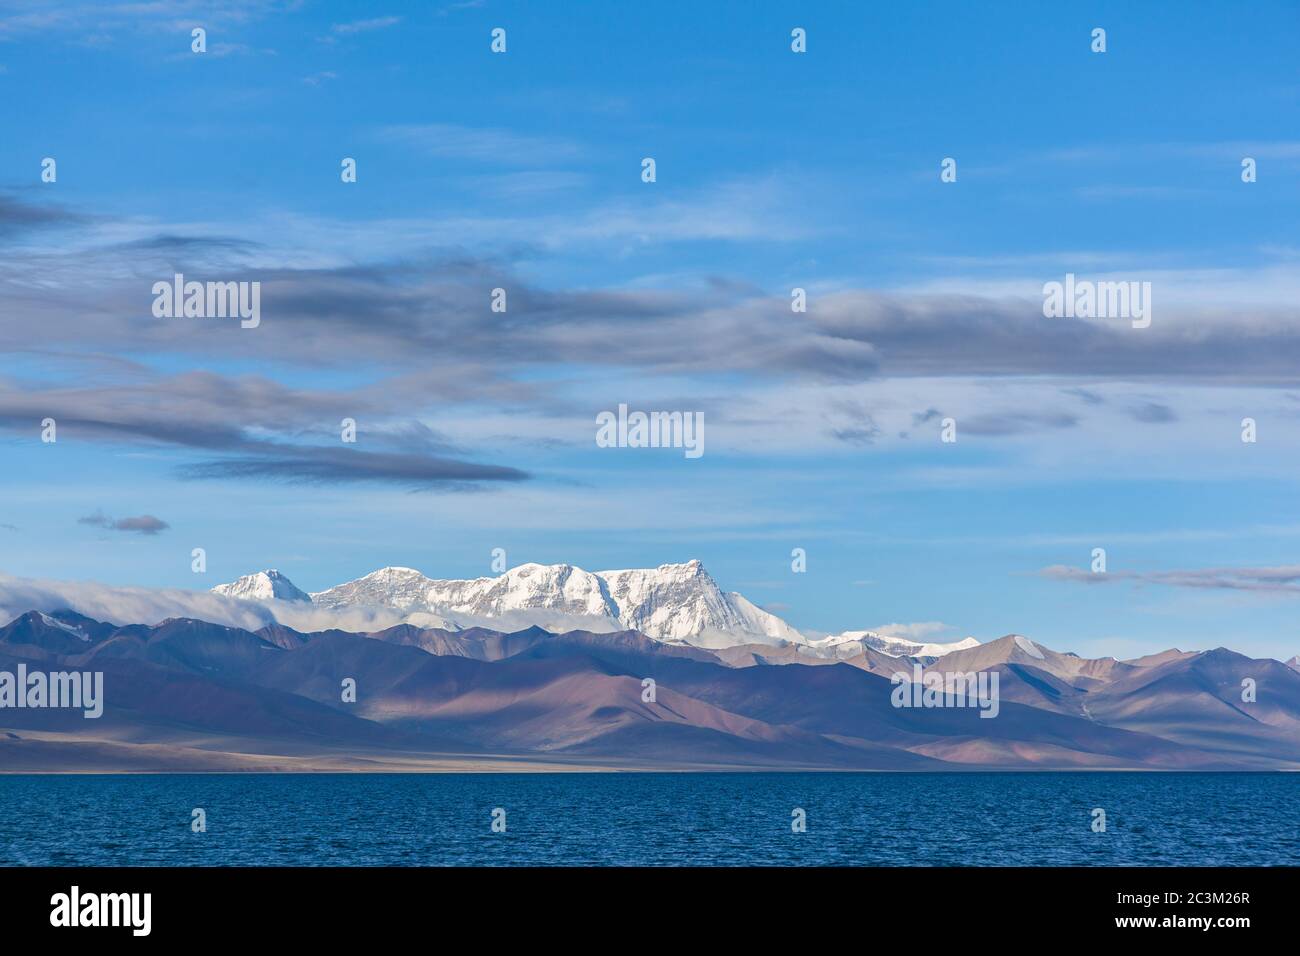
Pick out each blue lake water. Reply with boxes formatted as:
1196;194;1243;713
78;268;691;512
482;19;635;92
1;772;1296;866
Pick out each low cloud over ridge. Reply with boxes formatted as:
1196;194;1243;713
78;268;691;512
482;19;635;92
0;573;428;634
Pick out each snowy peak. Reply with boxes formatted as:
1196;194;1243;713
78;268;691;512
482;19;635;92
0;609;115;652
308;566;436;612
212;569;312;603
36;611;92;642
308;559;801;647
311;563;617;621
810;629;982;659
443;563;616;619
600;560;778;645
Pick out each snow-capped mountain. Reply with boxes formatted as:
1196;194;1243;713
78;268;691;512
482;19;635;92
212;560;975;657
595;561;805;647
35;610;93;642
308;560;803;647
809;630;982;659
212;569;312;603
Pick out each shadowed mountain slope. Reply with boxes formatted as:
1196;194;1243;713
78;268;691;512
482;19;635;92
2;611;1297;771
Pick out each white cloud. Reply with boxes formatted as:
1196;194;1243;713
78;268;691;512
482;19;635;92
329;16;401;36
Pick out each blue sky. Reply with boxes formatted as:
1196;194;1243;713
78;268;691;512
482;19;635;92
2;1;1299;659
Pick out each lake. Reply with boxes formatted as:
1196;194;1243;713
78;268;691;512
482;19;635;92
2;772;1296;866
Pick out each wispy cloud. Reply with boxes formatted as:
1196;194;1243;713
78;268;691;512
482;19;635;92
377;123;582;165
0;374;531;491
6;192;1300;484
328;15;401;36
1039;564;1300;594
0;193;86;238
437;0;484;15
179;445;529;489
463;170;590;199
78;511;170;535
0;1;293;39
1127;401;1178;424
960;410;1078;436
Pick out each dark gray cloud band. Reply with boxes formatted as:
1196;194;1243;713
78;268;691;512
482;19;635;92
1040;564;1300;594
3;192;1300;385
0;374;529;489
78;512;170;535
2;191;1298;489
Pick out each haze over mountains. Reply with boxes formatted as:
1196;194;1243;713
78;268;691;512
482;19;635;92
1;559;1295;771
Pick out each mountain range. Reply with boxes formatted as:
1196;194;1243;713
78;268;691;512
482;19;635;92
213;561;980;659
3;566;1299;771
